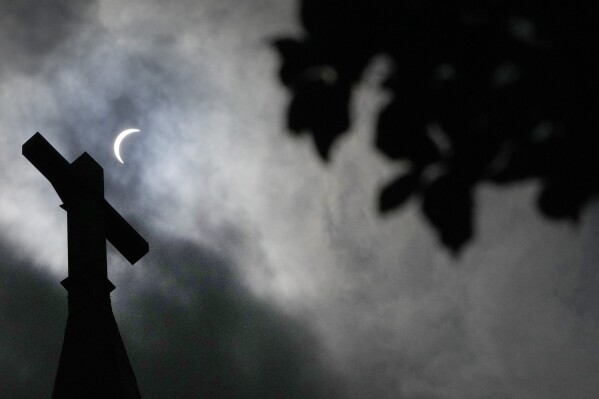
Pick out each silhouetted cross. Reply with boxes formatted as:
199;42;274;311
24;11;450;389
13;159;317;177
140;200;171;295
22;132;148;288
23;132;146;397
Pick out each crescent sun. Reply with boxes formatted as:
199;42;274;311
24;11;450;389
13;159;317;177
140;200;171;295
114;128;140;164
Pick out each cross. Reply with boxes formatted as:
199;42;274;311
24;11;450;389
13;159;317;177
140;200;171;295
22;132;147;398
23;132;148;280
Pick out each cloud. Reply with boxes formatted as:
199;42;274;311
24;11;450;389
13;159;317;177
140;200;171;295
112;236;342;398
0;0;97;75
0;229;342;398
314;182;599;398
0;241;66;398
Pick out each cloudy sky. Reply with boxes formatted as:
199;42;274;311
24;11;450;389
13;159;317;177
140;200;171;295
2;1;599;398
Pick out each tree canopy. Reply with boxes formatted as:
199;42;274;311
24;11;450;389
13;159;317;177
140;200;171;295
273;0;599;252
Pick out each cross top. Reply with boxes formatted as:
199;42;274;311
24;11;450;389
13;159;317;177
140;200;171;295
22;132;149;280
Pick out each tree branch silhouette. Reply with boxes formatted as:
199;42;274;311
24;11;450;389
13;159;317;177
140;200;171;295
273;0;599;252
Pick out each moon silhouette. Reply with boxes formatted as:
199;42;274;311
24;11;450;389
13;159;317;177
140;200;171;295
114;128;140;164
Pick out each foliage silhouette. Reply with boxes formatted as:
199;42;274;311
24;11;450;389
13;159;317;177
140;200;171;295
273;0;599;252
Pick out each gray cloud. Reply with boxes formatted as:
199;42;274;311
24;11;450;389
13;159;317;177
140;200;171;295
0;241;65;398
116;236;342;398
0;0;96;75
0;230;342;398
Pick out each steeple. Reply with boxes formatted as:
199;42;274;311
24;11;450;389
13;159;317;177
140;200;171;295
23;133;148;398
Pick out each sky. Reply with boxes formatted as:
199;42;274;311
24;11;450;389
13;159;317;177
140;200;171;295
2;1;599;398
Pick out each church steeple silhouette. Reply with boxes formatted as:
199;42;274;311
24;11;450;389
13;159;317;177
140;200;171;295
23;133;149;398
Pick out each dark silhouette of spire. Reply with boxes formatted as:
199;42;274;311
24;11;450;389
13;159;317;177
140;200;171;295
23;133;149;398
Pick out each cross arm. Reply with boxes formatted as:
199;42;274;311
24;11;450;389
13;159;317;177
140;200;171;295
105;201;149;265
22;132;74;204
23;132;149;265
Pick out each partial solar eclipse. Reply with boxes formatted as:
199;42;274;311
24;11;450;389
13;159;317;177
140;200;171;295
114;128;140;164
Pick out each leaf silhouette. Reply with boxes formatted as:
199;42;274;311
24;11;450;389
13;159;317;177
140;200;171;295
379;172;420;213
287;79;350;160
422;173;473;253
376;98;439;166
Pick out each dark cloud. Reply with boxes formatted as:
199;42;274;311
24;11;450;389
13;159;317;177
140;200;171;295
0;241;65;398
0;230;341;397
120;236;342;398
0;0;97;74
